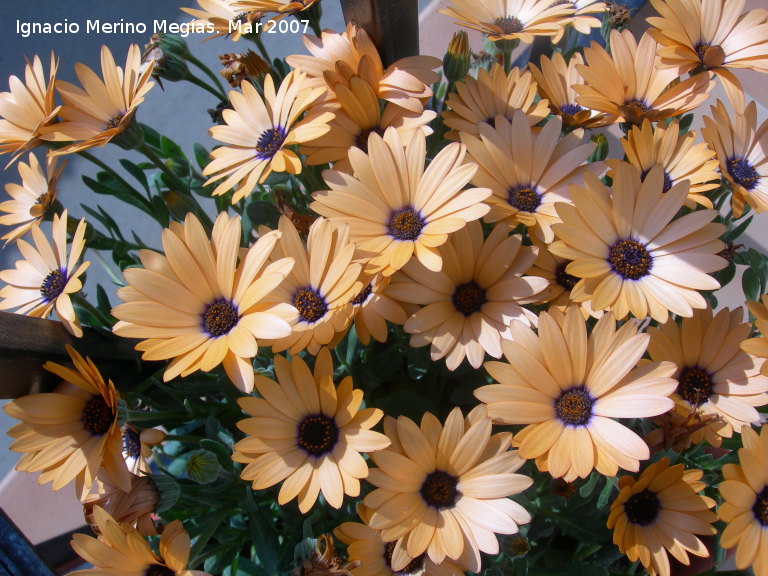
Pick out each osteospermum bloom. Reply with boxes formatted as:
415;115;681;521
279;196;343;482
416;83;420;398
607;119;719;209
550;163;726;323
439;0;574;43
285;23;440;113
182;0;260;41
203;71;333;203
608;458;717;576
529;51;612;129
364;406;532;571
647;0;768;111
335;504;468;576
121;424;166;476
300;74;435;173
69;506;208;576
261;216;363;355
112;212;295;393
575;30;714;125
442;64;550;140
233;349;390;513
0;53;59;163
462;110;599;242
43;45;154;155
348;274;407;345
476;306;677;481
232;0;319;16
3;345;130;499
719;424;768;574
0;152;64;245
386;221;548;370
0;210;89;337
702;99;768;217
312;129;490;276
742;294;768;376
83;471;159;536
646;306;768;447
550;0;606;42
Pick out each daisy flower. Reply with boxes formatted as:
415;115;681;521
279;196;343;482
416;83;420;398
83;471;160;536
233;348;390;513
69;506;208;576
606;119;719;209
719;424;768;574
0;53;59;164
112;212;295;393
182;0;261;41
335;504;468;576
702;99;768;218
439;0;574;43
121;424;166;476
232;0;319;16
348;274;407;345
608;458;717;576
476;306;678;481
647;0;768;111
300;74;435;173
0;152;64;245
574;30;714;125
203;71;333;203
364;406;532;571
646;306;768;447
43;45;154;155
285;23;441;113
550;0;606;42
442;64;551;140
550;163;727;323
261;216;363;355
529;51;612;129
386;221;548;370
462;110;599;242
742;294;768;376
0;210;89;337
3;345;130;499
311;128;490;277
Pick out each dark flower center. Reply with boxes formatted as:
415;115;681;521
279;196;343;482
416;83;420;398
727;157;760;191
255;126;287;160
145;565;175;576
494;16;524;35
123;427;141;458
624;489;661;526
695;43;711;62
507;184;542;213
420;470;460;509
355;127;384;154
351;283;373;306
40;269;68;302
452;281;486;316
388;206;425;241
609;239;653;280
297;414;338;456
555;261;579;291
641;167;673;193
383;541;425;575
560;103;584;116
201;299;239;337
676;366;713;407
753;486;768;526
106;112;125;130
623;99;650;112
294;286;329;323
555;386;593;426
82;396;115;436
694;42;725;68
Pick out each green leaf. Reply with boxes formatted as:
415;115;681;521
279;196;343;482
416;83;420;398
119;159;150;193
724;214;753;241
246;200;281;229
529;563;607;576
247;505;280;574
596;476;617;509
200;438;235;471
83;175;152;216
742;266;761;302
151;473;181;513
160;135;184;158
194;143;210;170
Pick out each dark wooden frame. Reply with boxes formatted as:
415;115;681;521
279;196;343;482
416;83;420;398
339;0;419;66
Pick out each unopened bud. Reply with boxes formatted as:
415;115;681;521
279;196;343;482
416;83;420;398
589;133;608;162
185;449;221;484
442;31;471;84
142;34;190;84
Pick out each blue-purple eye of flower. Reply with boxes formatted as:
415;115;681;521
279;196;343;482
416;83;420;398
727;156;760;191
255;126;287;160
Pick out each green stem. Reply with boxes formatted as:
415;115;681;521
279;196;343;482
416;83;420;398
186;53;228;98
138;143;188;193
253;34;271;62
77;150;146;201
185;72;228;102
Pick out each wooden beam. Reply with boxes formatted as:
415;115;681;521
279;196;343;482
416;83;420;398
0;312;145;399
339;0;419;67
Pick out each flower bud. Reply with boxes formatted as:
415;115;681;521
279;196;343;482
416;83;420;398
142;34;191;84
442;31;471;84
589;133;608;162
185;449;221;484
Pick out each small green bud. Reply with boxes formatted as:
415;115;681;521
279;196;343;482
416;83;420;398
142;34;191;84
185;449;221;484
156;33;191;60
589;133;609;162
442;31;471;84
